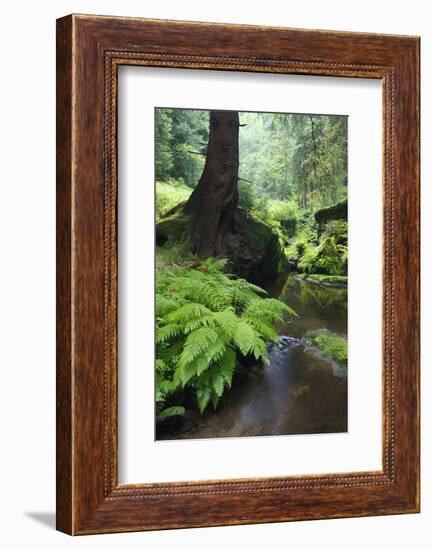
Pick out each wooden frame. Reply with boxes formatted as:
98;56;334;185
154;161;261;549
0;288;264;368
56;14;420;535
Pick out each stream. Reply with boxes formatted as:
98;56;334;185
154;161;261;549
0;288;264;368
157;273;348;440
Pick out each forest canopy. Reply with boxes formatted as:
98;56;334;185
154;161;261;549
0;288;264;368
155;108;347;212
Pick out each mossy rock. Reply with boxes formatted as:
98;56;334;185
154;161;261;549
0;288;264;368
306;330;347;367
156;214;189;246
298;236;345;276
295;273;347;287
315;199;347;226
156;208;287;283
224;209;287;283
280;217;297;237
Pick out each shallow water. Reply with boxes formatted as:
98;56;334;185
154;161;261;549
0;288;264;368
157;273;347;440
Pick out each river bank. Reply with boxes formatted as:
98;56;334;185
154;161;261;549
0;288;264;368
156;273;348;440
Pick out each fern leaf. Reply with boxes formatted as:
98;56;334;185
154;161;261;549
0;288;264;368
156;406;185;423
244;317;278;341
210;392;220;410
183;313;217;333
212;309;238;337
177;355;210;386
178;327;220;367
219;347;236;388
232;320;259;356
156;323;182;343
203;335;228;366
196;385;212;415
155;359;167;372
166;302;211;324
156;294;179;316
211;369;225;397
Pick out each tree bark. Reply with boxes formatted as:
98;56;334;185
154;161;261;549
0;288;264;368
184;110;239;257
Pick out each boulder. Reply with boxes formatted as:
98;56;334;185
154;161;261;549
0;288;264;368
155;214;189;246
315;198;347;226
224;209;287;283
155;207;287;283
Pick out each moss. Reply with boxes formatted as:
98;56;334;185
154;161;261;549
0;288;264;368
156;180;192;220
298;236;345;275
156;208;288;283
155;213;190;246
295;273;347;287
306;330;347;367
225;210;288;282
314;198;347;225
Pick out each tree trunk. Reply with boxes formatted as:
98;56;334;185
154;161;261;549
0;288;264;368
184;110;239;257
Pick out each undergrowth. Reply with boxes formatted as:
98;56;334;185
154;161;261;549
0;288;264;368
156;257;296;419
156;179;192;221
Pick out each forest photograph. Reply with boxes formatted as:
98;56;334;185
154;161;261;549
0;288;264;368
155;107;348;440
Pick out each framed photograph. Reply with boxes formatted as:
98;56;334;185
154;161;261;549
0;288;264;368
56;14;420;534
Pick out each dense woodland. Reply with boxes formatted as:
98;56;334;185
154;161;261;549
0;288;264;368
156;108;347;215
155;108;348;434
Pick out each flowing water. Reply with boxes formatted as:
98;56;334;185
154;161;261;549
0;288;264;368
157;273;348;440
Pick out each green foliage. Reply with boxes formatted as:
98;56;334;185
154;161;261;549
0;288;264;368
323;219;348;239
238;179;256;210
259;199;299;236
155;108;209;187
298;236;346;276
156;406;185;423
239;112;347;211
306;330;347;367
155;258;296;416
266;200;299;224
156;108;348;214
155;179;192;221
155;109;174;180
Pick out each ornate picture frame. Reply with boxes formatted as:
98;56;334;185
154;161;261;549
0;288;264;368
56;14;420;534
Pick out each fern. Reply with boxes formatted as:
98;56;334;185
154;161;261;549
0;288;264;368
156;406;185;423
196;384;212;415
166;302;212;324
156;323;183;344
155;257;296;415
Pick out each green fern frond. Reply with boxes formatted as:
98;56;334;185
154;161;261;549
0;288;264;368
156;323;183;343
210;392;220;410
211;369;225;397
178;327;220;367
245;317;278;341
157;375;182;396
166;302;212;324
155;359;167;372
232;320;260;356
251;336;268;361
212;309;238;337
196;384;212;415
183;314;217;333
156;255;298;417
202;335;227;365
156;294;180;316
177;356;206;386
219;348;236;388
156;406;185;423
